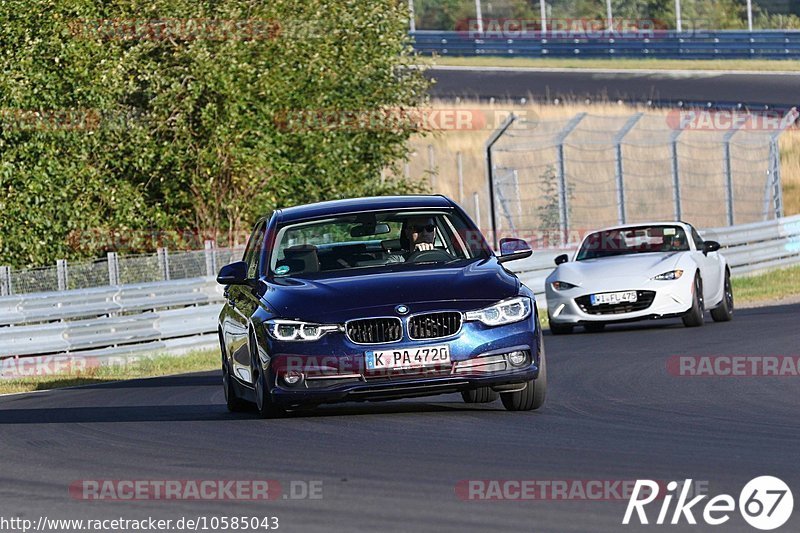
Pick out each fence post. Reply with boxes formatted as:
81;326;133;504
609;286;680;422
722;125;741;226
485;113;517;250
56;259;68;291
554;113;586;247
457;151;464;205
107;252;119;285
613;113;643;225
204;240;217;277
427;144;436;189
473;192;481;232
0;266;12;296
768;135;784;219
157;247;170;281
670;122;686;220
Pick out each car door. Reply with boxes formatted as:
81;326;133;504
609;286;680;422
225;221;266;385
689;225;722;304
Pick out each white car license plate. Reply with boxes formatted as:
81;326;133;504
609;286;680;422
365;345;451;370
590;291;638;305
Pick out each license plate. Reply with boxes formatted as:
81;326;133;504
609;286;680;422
590;291;638;305
365;345;451;370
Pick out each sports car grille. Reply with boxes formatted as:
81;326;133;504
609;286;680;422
575;291;656;315
346;318;402;344
408;312;462;340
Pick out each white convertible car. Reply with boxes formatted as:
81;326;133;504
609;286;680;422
545;222;733;334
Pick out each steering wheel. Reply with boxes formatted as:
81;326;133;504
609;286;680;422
406;248;454;263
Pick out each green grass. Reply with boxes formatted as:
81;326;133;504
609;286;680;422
424;56;799;72
732;265;800;304
0;349;219;395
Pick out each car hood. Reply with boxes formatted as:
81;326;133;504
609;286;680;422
549;252;683;284
262;259;519;322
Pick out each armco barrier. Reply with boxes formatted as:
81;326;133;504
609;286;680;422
0;216;797;362
412;30;800;59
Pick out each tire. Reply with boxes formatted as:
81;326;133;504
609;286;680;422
461;387;499;403
710;270;734;322
251;333;285;419
584;322;606;333
222;360;249;412
548;319;573;335
501;350;546;411
682;274;705;327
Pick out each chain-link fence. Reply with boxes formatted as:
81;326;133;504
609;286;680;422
487;110;796;247
0;244;245;296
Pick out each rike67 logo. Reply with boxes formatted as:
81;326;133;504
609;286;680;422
623;477;793;530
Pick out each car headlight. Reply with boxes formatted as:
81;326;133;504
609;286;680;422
266;320;341;341
551;281;578;291
465;296;531;327
652;269;684;281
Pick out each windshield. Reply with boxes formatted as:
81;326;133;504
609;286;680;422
576;225;690;261
269;210;487;277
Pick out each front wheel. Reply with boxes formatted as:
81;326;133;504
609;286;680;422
501;350;546;411
710;270;734;322
682;274;705;327
255;368;285;419
461;387;498;403
223;361;249;412
548;319;573;335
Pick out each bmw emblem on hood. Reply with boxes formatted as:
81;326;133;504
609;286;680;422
395;305;409;315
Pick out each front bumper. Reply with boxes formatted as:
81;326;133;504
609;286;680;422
546;277;694;324
260;312;542;406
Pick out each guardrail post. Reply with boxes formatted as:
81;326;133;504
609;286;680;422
157;247;170;281
204;240;217;277
0;266;12;296
56;259;68;291
554;113;586;247
107;252;120;285
613;113;643;225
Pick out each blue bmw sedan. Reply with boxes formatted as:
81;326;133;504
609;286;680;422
217;195;546;417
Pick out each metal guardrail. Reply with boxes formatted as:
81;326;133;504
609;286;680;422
412;30;800;59
0;216;798;364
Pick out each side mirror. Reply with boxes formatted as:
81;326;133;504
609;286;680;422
498;238;533;264
554;254;569;266
217;261;250;286
702;240;721;255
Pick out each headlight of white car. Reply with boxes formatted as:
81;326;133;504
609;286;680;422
266;320;341;341
551;281;578;291
465;296;531;327
652;269;684;281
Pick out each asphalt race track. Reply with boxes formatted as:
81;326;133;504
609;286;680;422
427;66;800;108
1;303;798;532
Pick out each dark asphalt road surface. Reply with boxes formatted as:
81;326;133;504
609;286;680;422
427;66;800;108
1;303;798;532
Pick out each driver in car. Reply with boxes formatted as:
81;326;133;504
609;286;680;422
386;216;437;263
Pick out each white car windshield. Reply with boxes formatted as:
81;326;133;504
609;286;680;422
576;225;690;261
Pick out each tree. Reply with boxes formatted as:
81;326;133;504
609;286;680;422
0;0;429;268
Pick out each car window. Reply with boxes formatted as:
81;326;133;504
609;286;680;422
243;221;266;278
690;227;705;250
576;225;689;260
269;210;485;277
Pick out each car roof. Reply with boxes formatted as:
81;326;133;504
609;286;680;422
275;195;454;223
589;221;692;234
